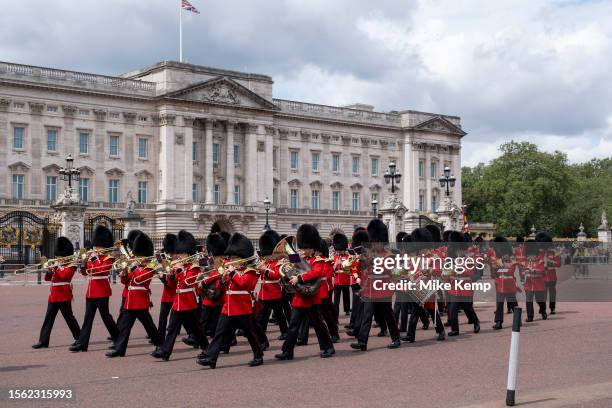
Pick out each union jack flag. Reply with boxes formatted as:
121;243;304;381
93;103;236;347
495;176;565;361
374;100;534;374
181;0;200;14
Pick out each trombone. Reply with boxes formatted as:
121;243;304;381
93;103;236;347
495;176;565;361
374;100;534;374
12;252;83;275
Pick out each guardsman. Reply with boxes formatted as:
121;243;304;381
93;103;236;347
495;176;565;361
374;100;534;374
316;238;340;343
275;224;335;360
332;233;351;319
255;230;288;345
151;230;208;361
393;232;411;335
350;219;401;351
536;232;560;315
346;229;368;335
446;231;480;336
107;233;161;357
199;233;228;337
197;233;263;369
69;225;119;352
492;237;520;330
32;237;81;349
157;233;178;341
521;239;547;322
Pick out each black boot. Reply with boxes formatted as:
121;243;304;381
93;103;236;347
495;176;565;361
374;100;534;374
437;332;445;341
248;357;264;367
151;348;169;361
388;339;401;349
350;342;367;351
493;321;503;330
447;331;459;337
69;343;87;352
320;348;335;358
32;342;48;349
400;335;414;343
106;349;125;358
474;322;481;333
196;356;216;369
331;335;340;343
377;330;387;337
274;351;294;360
260;341;270;351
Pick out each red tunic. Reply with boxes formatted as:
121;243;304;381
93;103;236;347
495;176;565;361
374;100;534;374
291;256;324;308
160;275;177;303
513;245;526;266
258;260;283;301
448;266;475;297
541;250;561;282
45;265;76;303
125;266;154;310
332;253;352;286
172;263;200;311
83;255;114;299
361;252;394;300
202;270;223;307
220;267;258;316
521;259;546;292
317;256;332;299
492;262;520;294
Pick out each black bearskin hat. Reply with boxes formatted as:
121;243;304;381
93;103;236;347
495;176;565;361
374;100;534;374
55;237;74;257
162;233;178;255
279;234;288;240
133;233;154;257
402;234;413;243
318;238;330;258
83;240;93;250
332;233;349;251
495;241;513;258
493;236;508;243
126;230;142;250
410;227;433;243
210;223;221;234
474;236;484;242
516;236;524;243
535;231;552;243
92;225;113;248
464;233;473;242
206;233;228;257
219;231;231;245
258;230;280;257
352;230;369;250
447;231;467;258
225;233;254;259
354;226;366;234
367;218;389;243
176;230;197;255
424;225;442;242
396;232;408;243
296;224;321;250
525;239;539;257
442;230;452;242
447;231;465;243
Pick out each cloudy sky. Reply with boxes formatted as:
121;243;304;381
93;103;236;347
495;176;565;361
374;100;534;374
2;0;611;166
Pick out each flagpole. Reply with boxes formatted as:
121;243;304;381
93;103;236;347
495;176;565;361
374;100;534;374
179;0;183;62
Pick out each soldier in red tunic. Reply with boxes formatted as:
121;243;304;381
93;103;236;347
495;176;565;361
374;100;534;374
197;233;263;369
254;230;288;344
275;224;335;360
199;233;227;337
350;219;401;351
346;229;368;333
151;230;208;361
536;231;560;315
332;233;352;319
69;225;119;352
521;240;547;322
157;233;178;341
492;238;520;330
32;237;81;349
107;233;161;357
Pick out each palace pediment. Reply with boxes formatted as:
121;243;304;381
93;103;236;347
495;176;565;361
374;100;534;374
412;116;466;136
161;77;278;110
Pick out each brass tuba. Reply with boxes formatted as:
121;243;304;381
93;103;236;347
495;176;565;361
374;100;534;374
271;236;319;296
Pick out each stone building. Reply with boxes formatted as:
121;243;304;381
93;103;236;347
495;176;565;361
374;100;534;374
0;60;465;239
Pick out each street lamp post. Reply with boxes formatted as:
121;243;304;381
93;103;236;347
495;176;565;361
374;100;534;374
371;199;379;218
383;162;402;194
438;166;456;198
263;197;271;231
59;154;81;199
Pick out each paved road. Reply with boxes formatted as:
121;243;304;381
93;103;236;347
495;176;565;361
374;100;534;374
1;283;611;407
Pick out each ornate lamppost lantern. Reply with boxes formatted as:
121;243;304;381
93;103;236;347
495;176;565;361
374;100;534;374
384;162;402;194
263;197;271;231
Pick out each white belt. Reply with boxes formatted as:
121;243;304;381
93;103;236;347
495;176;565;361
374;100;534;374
128;286;147;291
51;282;71;286
226;290;249;295
89;276;108;280
263;280;280;284
176;288;196;294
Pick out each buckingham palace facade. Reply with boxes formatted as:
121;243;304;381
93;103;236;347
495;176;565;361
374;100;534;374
0;60;465;238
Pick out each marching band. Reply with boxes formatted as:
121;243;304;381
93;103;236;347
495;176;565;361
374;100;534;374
31;220;563;369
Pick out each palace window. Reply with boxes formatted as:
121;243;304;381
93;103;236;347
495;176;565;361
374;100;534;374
290;189;298;209
213;184;220;205
12;174;24;199
352;156;360;174
233;145;240;164
290;151;299;170
108;179;119;203
46;176;57;201
138;181;148;204
430;162;438;179
109;135;120;157
352;192;360;211
234;185;241;205
371;192;379;203
13;126;25;149
272;188;278;207
79;178;89;202
332;191;340;210
419;193;424;211
213;143;220;164
432;194;438;212
332;154;340;173
371;157;378;177
192;142;197;161
418;160;425;178
311;190;320;209
192;183;198;202
47;129;57;152
79;132;89;154
311;152;320;172
138;138;148;159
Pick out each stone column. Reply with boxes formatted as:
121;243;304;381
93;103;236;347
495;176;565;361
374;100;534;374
264;126;274;205
597;211;611;246
119;208;144;239
403;138;415;210
158;114;176;209
225;121;235;204
0;98;9;195
51;202;87;247
379;194;407;241
244;124;258;205
204;119;214;204
278;129;288;207
425;150;432;211
29;102;45;198
183;116;194;204
452;146;462;206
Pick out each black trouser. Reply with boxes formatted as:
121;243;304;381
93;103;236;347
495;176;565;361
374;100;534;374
357;300;399;344
281;292;292;322
157;301;173;341
201;305;222;336
114;309;161;355
204;314;262;363
545;281;557;311
494;293;518;323
393;293;410;332
349;285;361;327
333;285;351;318
320;297;339;338
76;298;119;349
256;299;288;340
38;301;80;346
526;291;546;319
351;296;364;333
161;309;208;356
282;306;333;354
115;296;128;336
447;296;479;333
407;303;444;339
